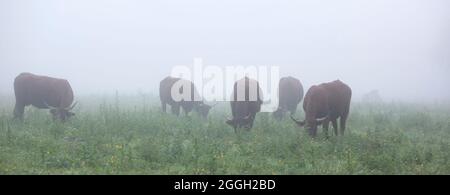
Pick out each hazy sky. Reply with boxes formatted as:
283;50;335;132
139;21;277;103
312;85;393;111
1;0;449;102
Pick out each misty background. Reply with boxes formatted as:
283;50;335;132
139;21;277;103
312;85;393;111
1;0;449;102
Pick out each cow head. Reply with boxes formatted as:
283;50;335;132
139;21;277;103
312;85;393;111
273;108;286;121
46;102;77;122
226;115;254;130
291;115;327;137
195;103;212;119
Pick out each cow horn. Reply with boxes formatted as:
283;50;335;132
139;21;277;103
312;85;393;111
290;115;305;127
316;116;328;123
226;117;234;125
68;102;78;110
43;101;57;110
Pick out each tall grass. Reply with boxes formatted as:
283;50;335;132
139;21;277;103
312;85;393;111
0;95;449;174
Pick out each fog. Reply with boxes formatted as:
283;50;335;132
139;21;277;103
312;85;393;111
1;0;449;102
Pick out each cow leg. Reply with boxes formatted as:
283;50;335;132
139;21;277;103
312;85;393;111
161;102;167;113
171;104;180;116
50;111;59;121
322;120;330;138
182;105;190;117
332;119;338;136
176;106;180;116
247;120;254;131
340;115;347;135
279;110;286;120
248;114;257;130
13;103;25;121
309;128;317;138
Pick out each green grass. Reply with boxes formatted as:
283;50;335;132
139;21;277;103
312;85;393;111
0;95;449;174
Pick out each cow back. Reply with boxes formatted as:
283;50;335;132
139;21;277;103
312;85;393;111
321;80;352;116
278;76;303;109
159;76;203;109
14;73;74;109
230;77;263;119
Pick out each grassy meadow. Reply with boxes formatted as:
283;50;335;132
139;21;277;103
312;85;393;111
0;94;449;175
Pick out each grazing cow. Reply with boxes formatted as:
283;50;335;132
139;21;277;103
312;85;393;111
13;73;77;122
273;76;304;120
291;80;352;137
226;77;263;132
159;76;211;118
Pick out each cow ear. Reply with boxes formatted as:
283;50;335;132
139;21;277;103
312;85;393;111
226;119;235;127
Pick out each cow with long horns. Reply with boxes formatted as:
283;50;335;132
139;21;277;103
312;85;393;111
13;73;77;122
226;77;263;132
291;80;351;137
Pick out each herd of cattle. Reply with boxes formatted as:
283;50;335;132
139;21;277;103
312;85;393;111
12;72;352;137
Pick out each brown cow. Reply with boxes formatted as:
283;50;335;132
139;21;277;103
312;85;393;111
13;73;77;121
291;80;351;137
226;77;263;132
159;76;211;118
273;76;304;120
